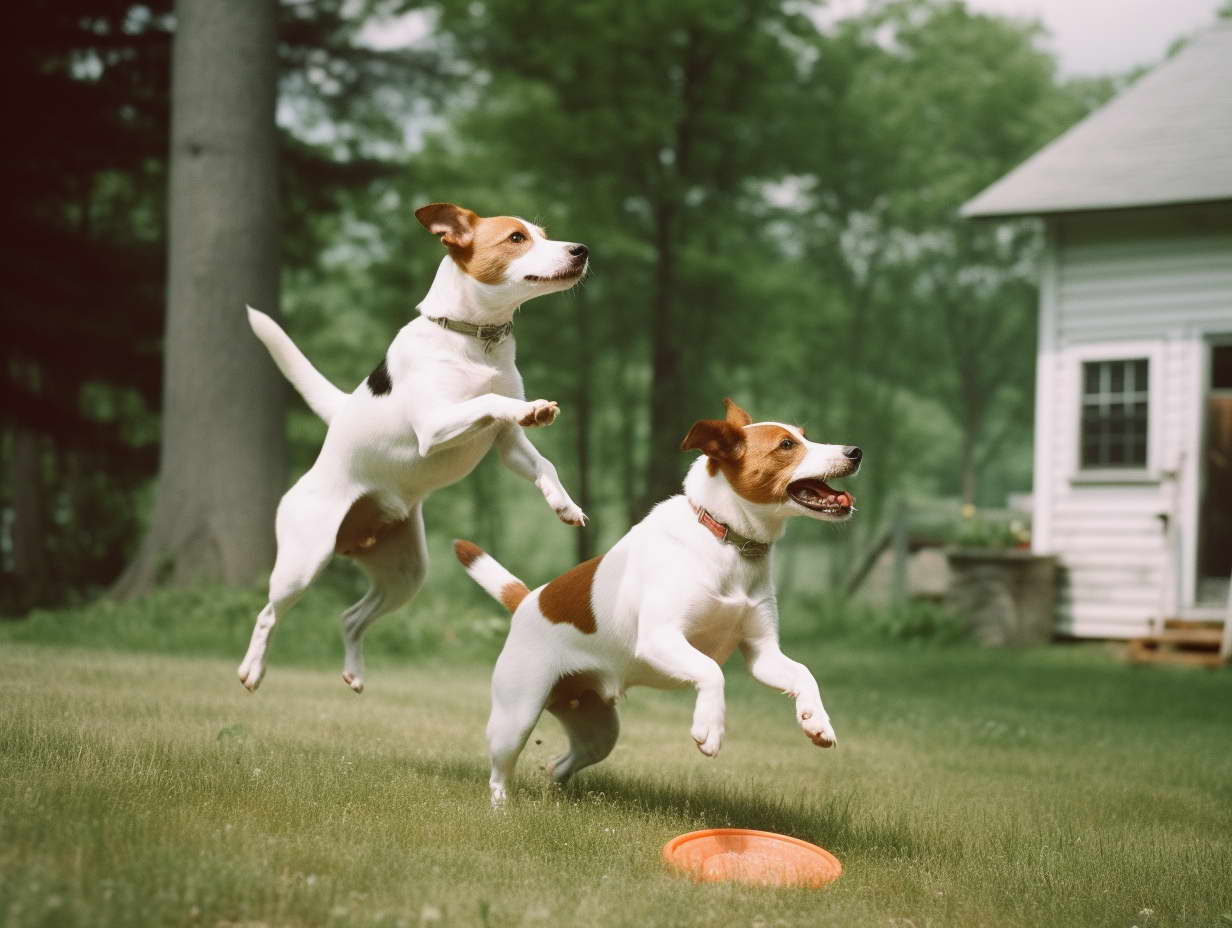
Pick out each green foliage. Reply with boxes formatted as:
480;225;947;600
791;594;969;644
1;2;440;611
0;563;511;666
951;509;1032;549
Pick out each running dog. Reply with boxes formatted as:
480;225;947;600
456;399;860;804
238;202;588;694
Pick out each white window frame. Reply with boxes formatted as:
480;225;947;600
1066;340;1164;485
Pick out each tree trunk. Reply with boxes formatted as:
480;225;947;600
959;422;978;507
114;0;285;597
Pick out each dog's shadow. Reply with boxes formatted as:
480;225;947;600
562;771;916;857
401;752;917;858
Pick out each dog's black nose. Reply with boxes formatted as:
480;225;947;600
843;446;862;462
569;244;589;260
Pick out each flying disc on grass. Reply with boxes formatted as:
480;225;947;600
662;829;842;888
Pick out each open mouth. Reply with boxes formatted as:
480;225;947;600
787;478;855;516
524;265;586;283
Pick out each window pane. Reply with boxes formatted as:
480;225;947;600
1130;436;1147;466
1083;362;1099;396
1109;361;1125;393
1107;437;1124;465
1133;359;1148;393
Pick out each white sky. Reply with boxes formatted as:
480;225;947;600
824;0;1224;74
964;0;1222;73
365;1;1225;77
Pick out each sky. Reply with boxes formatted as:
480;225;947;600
364;0;1226;77
823;0;1224;74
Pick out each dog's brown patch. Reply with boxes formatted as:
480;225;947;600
459;216;534;284
539;555;602;634
500;581;529;612
415;204;535;285
724;424;807;504
453;539;483;568
336;495;402;556
680;400;806;505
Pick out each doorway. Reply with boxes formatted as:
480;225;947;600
1196;341;1232;606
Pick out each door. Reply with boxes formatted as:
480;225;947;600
1196;341;1232;606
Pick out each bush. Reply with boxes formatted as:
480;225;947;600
0;558;512;667
787;595;968;645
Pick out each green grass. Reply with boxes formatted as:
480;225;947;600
3;620;1231;927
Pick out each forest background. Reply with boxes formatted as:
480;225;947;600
7;0;1209;616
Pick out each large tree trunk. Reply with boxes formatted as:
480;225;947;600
114;0;285;597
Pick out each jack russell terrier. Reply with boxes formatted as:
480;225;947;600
455;399;860;805
237;202;588;694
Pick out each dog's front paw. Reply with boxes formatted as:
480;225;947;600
518;399;559;428
799;708;837;748
237;655;265;692
691;715;725;758
554;502;587;527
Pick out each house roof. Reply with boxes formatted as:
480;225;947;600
961;22;1232;219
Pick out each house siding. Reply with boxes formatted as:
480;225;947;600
1037;205;1232;638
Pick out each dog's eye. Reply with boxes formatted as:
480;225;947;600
779;438;796;451
509;232;526;243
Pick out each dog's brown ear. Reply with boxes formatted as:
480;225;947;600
723;398;752;428
415;203;479;249
681;418;744;460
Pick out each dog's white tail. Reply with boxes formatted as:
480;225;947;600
453;540;530;613
246;306;347;424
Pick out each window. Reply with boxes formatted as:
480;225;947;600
1080;358;1148;468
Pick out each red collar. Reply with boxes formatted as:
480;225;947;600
687;499;771;559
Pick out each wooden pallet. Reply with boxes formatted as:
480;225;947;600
1128;620;1228;668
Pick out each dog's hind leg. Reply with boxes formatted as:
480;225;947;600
238;480;347;692
486;648;559;807
340;504;427;694
546;688;620;785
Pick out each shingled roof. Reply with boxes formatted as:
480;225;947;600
962;21;1232;219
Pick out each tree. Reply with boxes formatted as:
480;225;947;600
1;1;171;611
114;0;286;595
829;0;1111;505
431;0;826;517
2;3;440;608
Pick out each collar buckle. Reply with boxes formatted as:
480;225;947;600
689;500;770;560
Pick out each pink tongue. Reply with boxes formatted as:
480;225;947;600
835;492;851;507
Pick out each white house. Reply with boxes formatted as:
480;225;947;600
962;23;1232;640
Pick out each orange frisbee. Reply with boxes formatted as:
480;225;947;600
662;828;842;888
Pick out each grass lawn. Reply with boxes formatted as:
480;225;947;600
2;635;1231;927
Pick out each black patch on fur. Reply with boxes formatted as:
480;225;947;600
367;358;392;396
